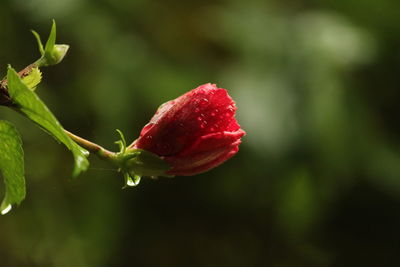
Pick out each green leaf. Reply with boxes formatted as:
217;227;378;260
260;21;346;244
22;67;42;91
6;66;89;177
0;120;25;215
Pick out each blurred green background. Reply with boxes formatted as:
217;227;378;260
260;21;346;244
1;0;400;266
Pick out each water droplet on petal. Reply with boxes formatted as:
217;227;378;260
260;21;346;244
141;123;154;135
1;204;12;215
211;112;216;116
197;116;203;121
199;98;209;106
210;127;215;132
194;108;200;113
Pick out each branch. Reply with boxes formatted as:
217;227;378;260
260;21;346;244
64;130;116;161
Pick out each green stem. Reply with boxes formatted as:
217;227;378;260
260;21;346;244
64;130;116;161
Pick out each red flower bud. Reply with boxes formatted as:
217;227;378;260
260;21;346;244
130;83;246;176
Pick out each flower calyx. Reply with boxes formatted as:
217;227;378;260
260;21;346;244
112;130;171;188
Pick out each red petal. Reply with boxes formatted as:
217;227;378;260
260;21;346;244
179;129;245;156
134;83;241;157
163;129;244;175
165;141;241;176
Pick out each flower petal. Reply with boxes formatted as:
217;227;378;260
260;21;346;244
166;141;241;176
131;83;246;176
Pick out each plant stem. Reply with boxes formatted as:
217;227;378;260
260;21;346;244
64;130;117;161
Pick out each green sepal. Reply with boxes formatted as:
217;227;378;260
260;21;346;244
108;130;172;186
115;129;127;153
0;120;25;215
124;149;171;177
31;30;45;56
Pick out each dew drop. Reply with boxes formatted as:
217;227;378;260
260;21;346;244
200;124;206;129
210;127;215;132
197;116;203;121
211;112;216;116
133;175;141;186
126;174;141;187
214;108;219;113
215;133;223;139
146;135;153;140
142;123;154;132
195;108;200;113
199;98;209;106
1;204;12;215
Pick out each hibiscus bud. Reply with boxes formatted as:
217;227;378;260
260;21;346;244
128;83;246;176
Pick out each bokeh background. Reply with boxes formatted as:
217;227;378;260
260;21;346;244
1;0;400;266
